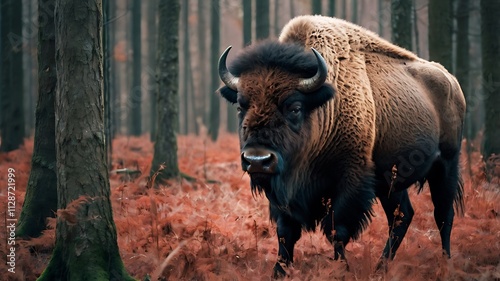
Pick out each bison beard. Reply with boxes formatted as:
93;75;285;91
217;15;465;278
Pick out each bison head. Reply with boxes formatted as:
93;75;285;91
217;42;336;201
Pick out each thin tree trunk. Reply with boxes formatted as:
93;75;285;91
109;0;120;138
274;0;280;36
456;0;472;179
182;0;190;134
480;0;500;160
38;1;134;279
243;0;252;45
198;0;208;130
329;0;336;17
0;0;24;152
188;60;199;134
256;0;270;40
25;0;35;135
130;0;142;136
412;0;420;56
312;0;322;14
150;0;180;180
391;0;413;50
103;0;112;167
456;0;470;139
208;0;221;141
17;0;57;239
428;0;453;72
378;0;384;37
342;0;347;19
148;0;158;140
351;0;358;23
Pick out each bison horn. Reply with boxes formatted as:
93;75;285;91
297;48;328;93
218;46;239;91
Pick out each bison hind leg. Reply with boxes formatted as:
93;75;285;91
426;154;462;257
376;188;415;262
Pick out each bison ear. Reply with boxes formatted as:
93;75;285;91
218;86;238;104
305;83;336;110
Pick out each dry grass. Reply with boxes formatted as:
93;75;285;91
0;134;499;280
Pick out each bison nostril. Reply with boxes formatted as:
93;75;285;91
241;149;278;174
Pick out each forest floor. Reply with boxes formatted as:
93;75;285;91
0;134;499;281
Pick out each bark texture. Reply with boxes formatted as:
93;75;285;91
38;1;133;280
150;0;180;181
17;0;58;239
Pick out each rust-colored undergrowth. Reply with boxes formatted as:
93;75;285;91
0;134;499;280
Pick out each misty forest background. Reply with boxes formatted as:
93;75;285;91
0;0;499;280
2;0;500;155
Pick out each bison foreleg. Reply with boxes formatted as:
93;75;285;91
322;213;350;272
273;214;302;278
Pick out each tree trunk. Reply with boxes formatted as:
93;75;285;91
130;0;142;136
456;0;470;138
103;0;112;167
0;0;24;152
208;0;220;141
198;0;208;130
37;1;134;280
182;0;190;134
341;0;347;19
351;0;358;23
110;0;121;138
481;0;500;159
274;0;280;37
391;0;413;50
312;0;322;14
148;0;158;141
328;0;336;17
25;0;35;135
378;0;385;37
243;0;252;46
428;0;453;72
256;0;270;40
150;0;180;181
17;0;57;239
412;0;420;56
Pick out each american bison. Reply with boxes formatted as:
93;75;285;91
217;15;466;277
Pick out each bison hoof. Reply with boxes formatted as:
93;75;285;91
375;258;388;273
272;262;287;279
339;258;350;272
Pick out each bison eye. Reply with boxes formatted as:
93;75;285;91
284;102;304;131
290;105;301;115
286;102;302;117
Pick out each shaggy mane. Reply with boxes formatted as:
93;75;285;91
228;41;318;78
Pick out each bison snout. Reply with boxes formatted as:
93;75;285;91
241;148;278;174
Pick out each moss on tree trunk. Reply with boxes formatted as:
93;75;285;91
37;1;134;280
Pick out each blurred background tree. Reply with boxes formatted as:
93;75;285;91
0;0;497;179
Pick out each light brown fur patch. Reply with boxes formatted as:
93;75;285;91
277;15;465;196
